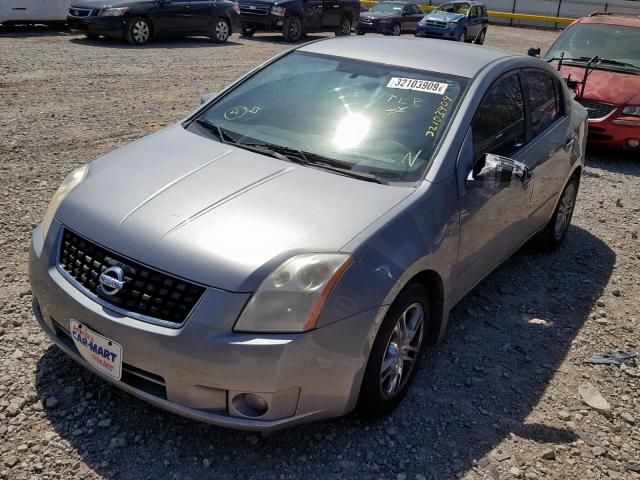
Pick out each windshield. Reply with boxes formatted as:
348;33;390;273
369;3;403;13
546;23;640;71
188;52;467;183
436;2;469;14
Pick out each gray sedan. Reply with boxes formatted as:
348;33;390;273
29;37;587;430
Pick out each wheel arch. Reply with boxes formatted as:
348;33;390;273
399;269;445;346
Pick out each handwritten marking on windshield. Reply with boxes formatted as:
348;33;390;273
224;105;262;120
403;149;423;168
425;95;452;137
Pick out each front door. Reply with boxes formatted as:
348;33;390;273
455;71;534;299
150;0;195;34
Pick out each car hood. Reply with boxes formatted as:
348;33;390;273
57;125;414;292
560;65;640;105
423;11;464;22
70;0;149;8
360;11;396;20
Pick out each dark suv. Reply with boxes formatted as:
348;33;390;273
238;0;359;41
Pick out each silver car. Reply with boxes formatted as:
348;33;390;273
29;37;587;430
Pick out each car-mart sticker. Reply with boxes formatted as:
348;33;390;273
387;77;448;95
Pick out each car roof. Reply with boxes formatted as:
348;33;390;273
576;11;640;27
297;37;513;79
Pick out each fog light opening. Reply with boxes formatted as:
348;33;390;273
232;393;269;418
626;138;640;149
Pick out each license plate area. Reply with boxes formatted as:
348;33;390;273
70;320;122;380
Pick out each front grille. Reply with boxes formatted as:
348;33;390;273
578;99;616;120
58;228;205;326
69;7;95;17
423;20;447;28
239;2;270;15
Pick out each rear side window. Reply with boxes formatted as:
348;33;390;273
471;73;526;165
523;70;562;137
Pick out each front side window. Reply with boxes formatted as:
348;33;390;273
188;51;468;182
471;73;525;166
523;70;561;137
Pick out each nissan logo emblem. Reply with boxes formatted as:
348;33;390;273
99;266;125;296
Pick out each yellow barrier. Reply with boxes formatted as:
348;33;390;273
359;1;576;25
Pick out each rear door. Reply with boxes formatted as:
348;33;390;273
150;0;192;33
455;71;533;298
402;3;422;32
182;0;216;33
519;68;573;232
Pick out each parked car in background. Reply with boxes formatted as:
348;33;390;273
238;0;358;42
415;0;487;44
0;0;69;25
67;0;241;45
544;12;640;151
356;1;423;36
30;36;586;430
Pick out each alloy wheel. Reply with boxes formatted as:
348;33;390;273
339;19;351;35
289;18;301;40
215;20;229;42
132;20;150;44
379;302;424;399
392;24;401;36
554;182;576;240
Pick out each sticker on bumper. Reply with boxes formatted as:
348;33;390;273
70;320;122;380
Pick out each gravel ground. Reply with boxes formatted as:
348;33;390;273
1;24;639;480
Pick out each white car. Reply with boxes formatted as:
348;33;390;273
0;0;69;25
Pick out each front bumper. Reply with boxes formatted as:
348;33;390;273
587;112;640;150
415;24;459;39
30;220;378;430
67;15;125;38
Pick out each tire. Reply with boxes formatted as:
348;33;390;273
335;16;351;36
474;27;486;44
211;18;230;43
282;16;302;42
391;23;401;36
356;29;365;35
125;17;151;45
457;28;466;42
85;33;99;39
241;23;255;37
533;174;579;251
358;283;431;415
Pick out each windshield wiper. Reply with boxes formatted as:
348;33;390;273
598;59;640;72
194;119;291;163
195;119;386;184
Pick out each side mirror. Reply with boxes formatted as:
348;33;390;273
527;47;541;57
466;153;531;189
200;91;219;105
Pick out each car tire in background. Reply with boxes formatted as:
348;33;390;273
125;17;152;45
282;15;303;42
358;283;431;415
534;174;579;251
457;28;466;42
335;16;352;36
241;24;255;37
391;23;401;36
475;27;486;44
211;18;230;43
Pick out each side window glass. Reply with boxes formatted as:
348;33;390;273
471;73;526;167
524;70;561;137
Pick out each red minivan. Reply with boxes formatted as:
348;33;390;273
544;12;640;150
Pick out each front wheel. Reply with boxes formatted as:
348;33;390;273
125;17;151;45
534;174;579;251
358;283;431;415
335;16;351;36
211;18;230;43
282;16;303;42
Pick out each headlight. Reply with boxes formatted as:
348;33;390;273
270;5;286;16
622;105;640;116
98;7;129;16
447;21;459;29
42;165;89;240
234;253;354;333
